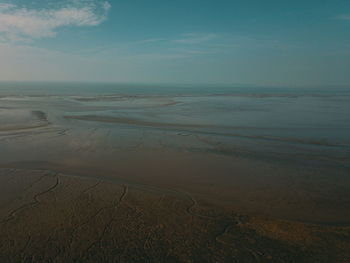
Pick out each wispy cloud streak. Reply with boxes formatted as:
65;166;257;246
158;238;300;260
336;14;350;21
139;38;166;43
173;33;219;44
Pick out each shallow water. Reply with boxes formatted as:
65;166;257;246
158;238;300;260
0;82;349;223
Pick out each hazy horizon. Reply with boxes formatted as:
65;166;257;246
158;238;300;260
0;80;350;89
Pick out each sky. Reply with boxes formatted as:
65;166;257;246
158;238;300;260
0;0;349;86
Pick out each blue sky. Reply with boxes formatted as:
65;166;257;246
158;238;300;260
0;0;349;86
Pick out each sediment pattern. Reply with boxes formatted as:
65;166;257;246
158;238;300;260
0;93;350;262
0;168;349;263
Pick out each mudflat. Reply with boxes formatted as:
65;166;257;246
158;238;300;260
0;90;350;262
1;169;349;263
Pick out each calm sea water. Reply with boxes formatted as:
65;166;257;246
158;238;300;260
0;81;349;96
1;82;350;167
1;82;349;223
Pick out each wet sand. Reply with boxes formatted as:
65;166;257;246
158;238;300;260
0;168;349;262
0;92;350;262
0;109;49;131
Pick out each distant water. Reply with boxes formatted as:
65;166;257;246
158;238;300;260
0;81;349;96
1;82;350;166
1;81;350;224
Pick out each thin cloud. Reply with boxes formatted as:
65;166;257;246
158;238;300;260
184;49;219;55
0;1;111;41
140;38;166;43
336;14;350;21
0;3;16;11
173;33;219;44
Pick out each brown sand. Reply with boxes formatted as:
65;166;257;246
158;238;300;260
0;168;349;262
1;94;350;262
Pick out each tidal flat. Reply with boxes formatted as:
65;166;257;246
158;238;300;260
0;85;349;262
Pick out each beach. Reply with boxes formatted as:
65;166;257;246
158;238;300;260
0;84;350;261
